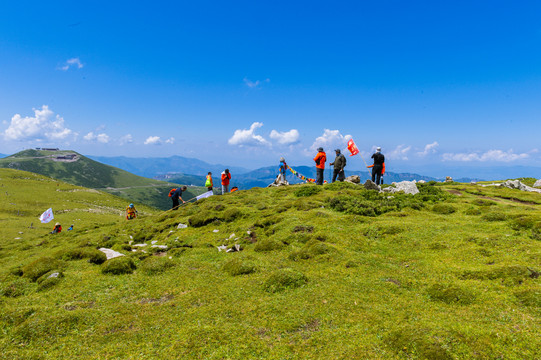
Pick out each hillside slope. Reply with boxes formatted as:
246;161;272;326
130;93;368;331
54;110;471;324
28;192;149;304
1;173;539;358
0;149;208;210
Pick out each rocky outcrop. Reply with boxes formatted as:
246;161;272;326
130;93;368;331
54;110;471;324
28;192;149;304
534;179;541;188
363;180;380;191
381;181;420;195
345;175;360;184
481;180;541;193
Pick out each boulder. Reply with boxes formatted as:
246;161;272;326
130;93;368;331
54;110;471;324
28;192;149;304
99;248;125;260
381;181;420;195
534;179;541;188
499;180;541;193
345;175;361;184
268;174;289;187
363;180;380;191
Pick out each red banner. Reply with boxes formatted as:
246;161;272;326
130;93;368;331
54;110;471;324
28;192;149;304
347;139;359;156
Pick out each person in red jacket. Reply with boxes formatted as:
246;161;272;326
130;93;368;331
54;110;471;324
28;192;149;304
221;169;231;194
313;147;326;185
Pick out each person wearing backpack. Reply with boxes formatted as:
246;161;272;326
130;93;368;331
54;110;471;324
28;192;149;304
205;172;213;191
330;149;346;182
313;147;326;185
171;186;187;209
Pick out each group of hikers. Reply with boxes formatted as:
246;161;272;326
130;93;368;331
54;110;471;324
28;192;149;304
125;146;385;217
312;146;385;185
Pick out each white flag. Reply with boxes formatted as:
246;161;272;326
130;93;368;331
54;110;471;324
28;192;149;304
39;208;54;223
196;190;214;201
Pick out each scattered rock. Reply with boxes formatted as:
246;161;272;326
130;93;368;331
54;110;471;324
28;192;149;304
534;179;541;188
381;181;420;195
133;243;148;247
151;240;158;245
363;180;380;191
47;272;60;279
151;245;168;249
345;175;360;184
268;174;289;187
98;248;125;260
213;229;219;233
177;223;188;229
498;180;541;193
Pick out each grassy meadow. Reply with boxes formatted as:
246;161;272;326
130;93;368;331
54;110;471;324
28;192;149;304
0;168;540;359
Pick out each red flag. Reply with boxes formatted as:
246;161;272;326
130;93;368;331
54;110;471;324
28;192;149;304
347;139;359;156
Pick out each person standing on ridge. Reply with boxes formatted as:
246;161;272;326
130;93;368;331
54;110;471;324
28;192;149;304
171;186;187;209
279;157;287;182
126;203;138;220
205;172;213;192
313;147;326;185
368;146;385;185
221;169;231;194
330;149;346;182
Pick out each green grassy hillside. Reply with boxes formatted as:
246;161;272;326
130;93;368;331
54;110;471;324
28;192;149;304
0;149;208;210
0;169;539;359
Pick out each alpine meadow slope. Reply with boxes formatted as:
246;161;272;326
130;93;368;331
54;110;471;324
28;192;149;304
0;168;540;359
0;149;208;210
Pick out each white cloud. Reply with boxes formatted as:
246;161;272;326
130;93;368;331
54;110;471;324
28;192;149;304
83;132;110;143
165;137;175;144
243;77;270;89
442;149;530;162
308;129;352;154
228;122;270;147
119;134;133;145
59;57;83;71
270;129;300;145
144;136;162;145
388;145;412;160
3;105;75;142
417;141;439;156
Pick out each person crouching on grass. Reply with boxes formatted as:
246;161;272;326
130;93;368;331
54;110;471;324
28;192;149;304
171;186;187;209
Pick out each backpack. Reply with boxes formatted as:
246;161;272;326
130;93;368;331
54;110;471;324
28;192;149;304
168;188;176;197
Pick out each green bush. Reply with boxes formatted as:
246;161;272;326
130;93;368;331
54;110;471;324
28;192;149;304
263;268;308;293
426;283;476;304
464;207;482;215
101;256;136;275
461;265;538;284
431;204;456;215
254;238;284;252
472;199;497;206
509;216;538;230
188;213;218;227
22;257;63;282
222;258;256;276
294;186;322;197
481;212;507;222
37;271;64;291
57;248;107;265
289;240;330;261
0;278;33;297
223;208;242;222
139;256;174;275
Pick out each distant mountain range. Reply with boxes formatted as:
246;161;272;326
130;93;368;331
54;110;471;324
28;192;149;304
88;155;250;178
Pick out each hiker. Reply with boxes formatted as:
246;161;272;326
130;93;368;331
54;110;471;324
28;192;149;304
313;147;326;185
330;149;346;182
368;146;385;185
205;172;213;191
221;169;231;194
126;203;138;220
68;224;74;231
50;222;62;234
171;186;187;209
279;157;287;182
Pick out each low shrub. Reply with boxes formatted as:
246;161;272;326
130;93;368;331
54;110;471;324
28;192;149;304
461;265;538;283
188;213;218;227
37;271;64;291
57;248;107;265
472;199;497;206
289;239;330;260
481;212;507;222
385;327;453;360
294;186;322;197
139;257;174;275
254;238;284;252
514;289;541;307
426;283;476;304
431;204;456;215
464;207;481;216
0;278;33;297
509;216;538;230
101;256;136;275
222;258;256;276
223;208;242;222
168;248;188;257
263;268;308;293
22;257;63;282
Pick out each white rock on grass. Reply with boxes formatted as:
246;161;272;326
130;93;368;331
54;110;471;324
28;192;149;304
133;243;148;247
213;229;219;233
99;248;125;260
151;240;158;245
381;181;420;195
499;180;541;194
533;179;541;188
151;245;167;249
177;223;188;229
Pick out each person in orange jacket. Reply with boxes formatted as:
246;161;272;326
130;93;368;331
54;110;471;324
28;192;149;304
313;147;326;185
51;222;62;234
205;172;213;191
221;169;231;194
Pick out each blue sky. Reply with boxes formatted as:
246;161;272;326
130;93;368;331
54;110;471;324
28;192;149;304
1;1;541;176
